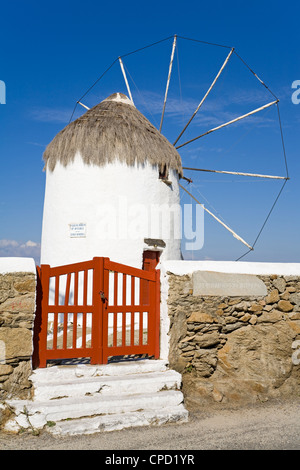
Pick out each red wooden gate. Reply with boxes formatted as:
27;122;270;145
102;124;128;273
33;257;160;368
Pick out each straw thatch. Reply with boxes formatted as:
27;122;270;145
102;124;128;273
43;93;183;177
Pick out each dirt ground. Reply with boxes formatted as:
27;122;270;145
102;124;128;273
0;397;299;451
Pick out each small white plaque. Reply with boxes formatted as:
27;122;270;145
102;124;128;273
193;271;267;296
69;223;87;238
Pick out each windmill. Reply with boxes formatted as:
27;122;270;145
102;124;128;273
68;34;289;262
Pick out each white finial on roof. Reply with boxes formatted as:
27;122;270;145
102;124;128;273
104;92;135;106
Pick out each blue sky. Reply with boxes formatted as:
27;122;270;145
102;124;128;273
0;0;299;265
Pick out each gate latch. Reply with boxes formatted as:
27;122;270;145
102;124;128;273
99;290;108;307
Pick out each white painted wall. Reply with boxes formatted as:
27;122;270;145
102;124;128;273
41;153;182;268
163;260;300;276
0;257;36;274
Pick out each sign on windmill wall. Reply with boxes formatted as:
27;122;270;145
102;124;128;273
69;223;87;238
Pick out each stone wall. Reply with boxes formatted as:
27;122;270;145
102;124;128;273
0;259;36;400
165;263;300;407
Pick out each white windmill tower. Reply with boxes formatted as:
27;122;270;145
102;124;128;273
40;92;183;270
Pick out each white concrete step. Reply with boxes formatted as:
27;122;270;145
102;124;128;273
30;359;168;384
8;390;185;430
49;404;189;436
32;369;182;401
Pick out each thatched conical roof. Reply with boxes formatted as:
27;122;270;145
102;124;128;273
43;93;183;177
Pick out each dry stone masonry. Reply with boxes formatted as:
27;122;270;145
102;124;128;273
167;270;300;406
0;269;36;401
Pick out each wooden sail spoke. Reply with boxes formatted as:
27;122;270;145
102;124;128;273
182;167;288;180
77;101;90;110
176;100;279;149
159;35;177;132
119;57;134;104
173;48;234;145
179;183;253;250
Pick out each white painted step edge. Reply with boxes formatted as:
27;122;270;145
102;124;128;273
48;405;189;436
9;390;184;416
32;370;182;401
7;391;185;430
30;360;168;383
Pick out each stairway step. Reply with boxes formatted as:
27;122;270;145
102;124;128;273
32;370;182;401
30;359;168;384
48;405;189;436
8;390;185;430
